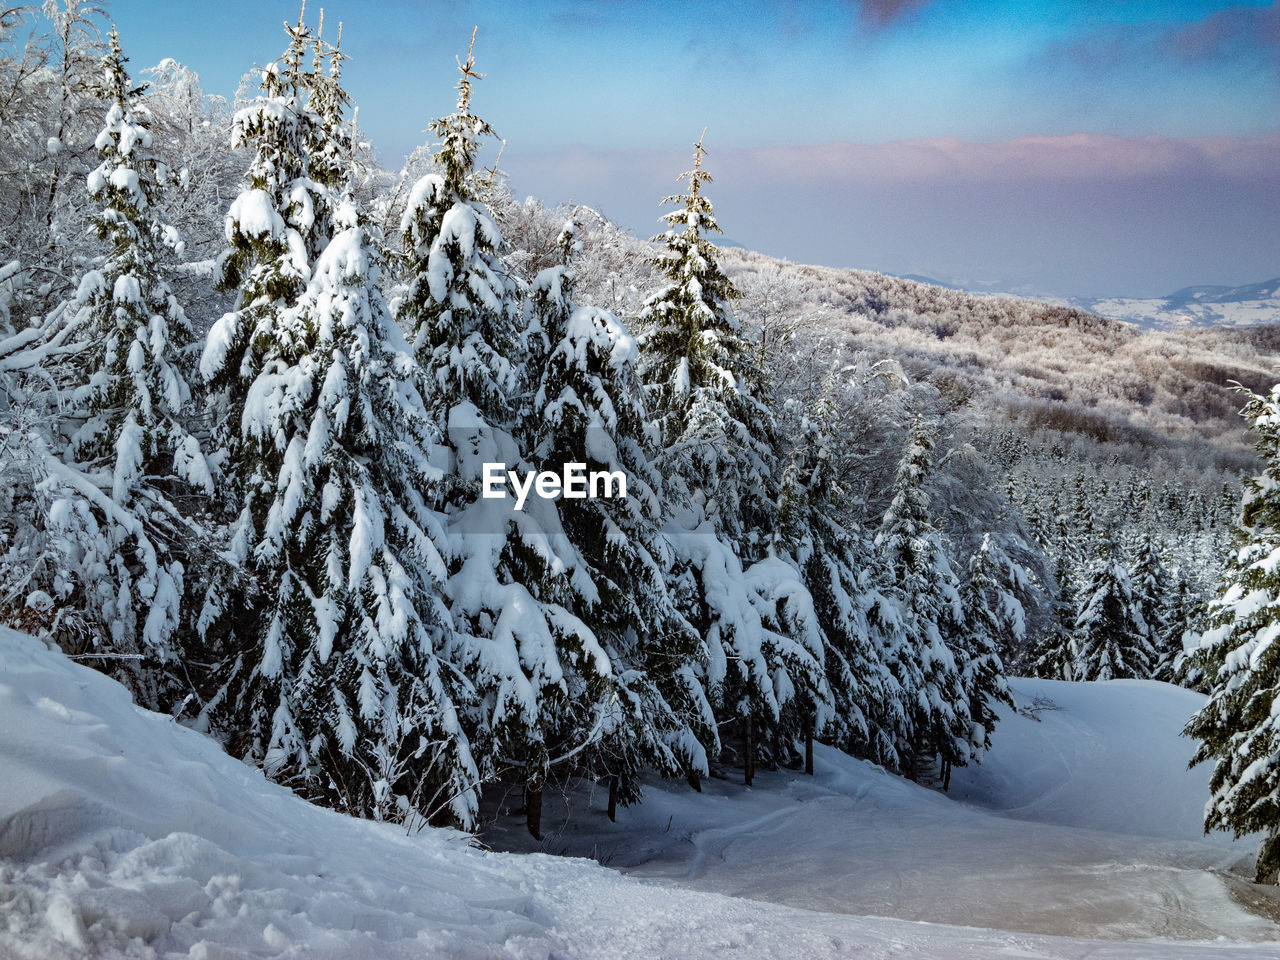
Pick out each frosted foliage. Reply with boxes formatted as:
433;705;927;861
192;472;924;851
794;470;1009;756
776;396;899;768
1073;552;1154;682
958;535;1017;759
636;141;775;561
875;423;973;773
399;172;513;419
213;211;476;825
194;18;481;826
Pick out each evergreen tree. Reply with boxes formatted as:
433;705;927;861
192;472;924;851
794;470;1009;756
523;220;713;812
637;135;824;783
303;12;354;196
958;534;1017;759
399;31;511;421
1185;385;1280;884
39;29;208;696
776;372;894;770
1030;558;1078;681
1155;570;1202;684
637;133;773;559
1072;541;1153;681
396;33;613;835
1129;532;1167;675
198;12;473;825
874;420;970;783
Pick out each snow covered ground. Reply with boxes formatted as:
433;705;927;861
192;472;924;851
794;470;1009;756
485;678;1279;943
2;626;1278;958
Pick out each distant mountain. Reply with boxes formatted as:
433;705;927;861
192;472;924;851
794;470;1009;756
898;273;964;290
1070;280;1280;330
889;274;1280;331
1060;280;1280;331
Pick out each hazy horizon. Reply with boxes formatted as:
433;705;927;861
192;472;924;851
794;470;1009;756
103;0;1279;299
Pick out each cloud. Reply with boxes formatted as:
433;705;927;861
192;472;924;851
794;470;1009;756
1169;3;1280;65
506;133;1280;297
854;0;935;28
739;132;1280;184
1040;4;1280;76
511;133;1280;207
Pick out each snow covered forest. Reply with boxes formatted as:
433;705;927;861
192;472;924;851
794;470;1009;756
2;0;1279;899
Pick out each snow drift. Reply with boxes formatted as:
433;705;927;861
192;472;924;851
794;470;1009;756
2;628;1277;958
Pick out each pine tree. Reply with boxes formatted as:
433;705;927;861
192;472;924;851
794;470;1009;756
1155;570;1202;684
396;33;614;835
399;30;511;421
38;29;209;696
1072;540;1153;681
776;372;893;770
637;133;774;559
1185;385;1280;884
304;11;354;196
198;12;474;825
523;220;712;812
958;534;1017;759
1129;532;1167;675
637;135;824;783
874;420;971;783
1030;558;1078;681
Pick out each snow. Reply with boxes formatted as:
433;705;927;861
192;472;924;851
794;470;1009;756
108;167;142;202
3;632;1279;959
1071;291;1280;330
486;677;1280;945
226;190;284;242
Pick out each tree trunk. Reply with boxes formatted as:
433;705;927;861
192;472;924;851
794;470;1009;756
686;768;702;793
525;780;542;841
804;716;815;776
607;776;618;823
941;757;952;793
744;711;755;786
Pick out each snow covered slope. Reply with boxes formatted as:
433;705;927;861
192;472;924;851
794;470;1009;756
950;677;1225;838
485;678;1280;943
2;628;1278;959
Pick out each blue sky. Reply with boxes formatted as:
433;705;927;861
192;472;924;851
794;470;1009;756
108;0;1279;297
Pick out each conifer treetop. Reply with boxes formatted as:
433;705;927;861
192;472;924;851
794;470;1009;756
278;1;312;99
95;27;146;112
659;129;725;241
428;27;495;199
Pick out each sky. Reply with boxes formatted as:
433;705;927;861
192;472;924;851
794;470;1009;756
105;0;1279;298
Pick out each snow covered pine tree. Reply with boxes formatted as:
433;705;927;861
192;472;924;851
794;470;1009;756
397;31;614;838
1072;540;1153;681
522;221;711;818
637;134;826;786
874;419;970;785
1185;384;1280;884
774;373;896;772
199;10;474;826
36;28;210;702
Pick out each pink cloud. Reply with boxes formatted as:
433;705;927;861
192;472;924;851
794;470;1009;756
506;132;1279;296
518;133;1280;192
732;133;1280;184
